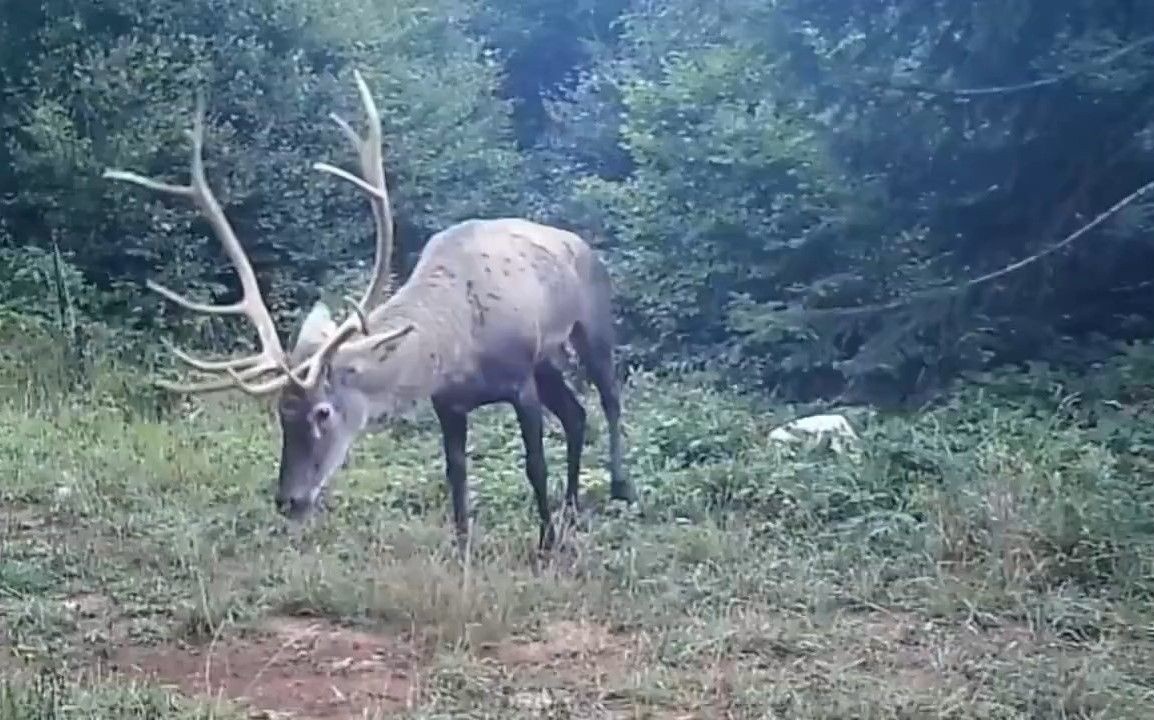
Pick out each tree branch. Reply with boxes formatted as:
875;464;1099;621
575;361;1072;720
788;178;1154;319
864;33;1154;100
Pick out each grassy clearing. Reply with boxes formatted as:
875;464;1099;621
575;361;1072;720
2;338;1154;717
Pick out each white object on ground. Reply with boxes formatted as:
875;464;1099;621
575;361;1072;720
768;413;860;454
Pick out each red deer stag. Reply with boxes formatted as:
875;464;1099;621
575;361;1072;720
102;70;637;550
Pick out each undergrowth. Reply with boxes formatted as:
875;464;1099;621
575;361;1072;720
2;313;1154;718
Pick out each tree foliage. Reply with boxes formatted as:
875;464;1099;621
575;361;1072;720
2;0;1153;406
541;0;1154;403
1;0;526;343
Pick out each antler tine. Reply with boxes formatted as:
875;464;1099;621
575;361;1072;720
273;69;402;393
104;92;292;396
146;279;245;315
156;376;254;394
296;322;416;389
313;69;395;316
154;358;305;396
161;338;265;372
155;365;291;395
184;94;287;364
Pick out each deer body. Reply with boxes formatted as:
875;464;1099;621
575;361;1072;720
282;216;631;546
103;71;635;550
351;216;601;414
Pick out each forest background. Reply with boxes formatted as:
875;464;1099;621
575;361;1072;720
4;0;1154;408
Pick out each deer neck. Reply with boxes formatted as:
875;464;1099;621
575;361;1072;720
337;289;468;424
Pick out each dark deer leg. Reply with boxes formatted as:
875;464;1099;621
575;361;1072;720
432;398;471;553
572;329;636;504
511;380;555;550
534;360;586;512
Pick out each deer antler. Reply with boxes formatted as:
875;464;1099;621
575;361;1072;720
282;68;411;391
103;95;300;395
314;69;396;314
104;72;411;397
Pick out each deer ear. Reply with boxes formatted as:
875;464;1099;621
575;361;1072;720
292;301;338;357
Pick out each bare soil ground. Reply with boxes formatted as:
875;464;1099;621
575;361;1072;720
114;617;420;718
96;602;1094;719
112;615;644;718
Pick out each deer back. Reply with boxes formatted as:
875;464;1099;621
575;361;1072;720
388;217;598;363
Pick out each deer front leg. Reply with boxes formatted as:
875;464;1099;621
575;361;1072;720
433;399;471;555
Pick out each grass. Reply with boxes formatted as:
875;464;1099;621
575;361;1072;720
2;339;1154;718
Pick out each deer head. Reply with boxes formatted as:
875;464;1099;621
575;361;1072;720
104;70;412;518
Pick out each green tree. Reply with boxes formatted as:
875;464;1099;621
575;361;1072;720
540;0;1154;404
1;0;527;346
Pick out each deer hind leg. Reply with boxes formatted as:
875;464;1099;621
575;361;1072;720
511;378;556;550
534;359;587;512
571;324;636;505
